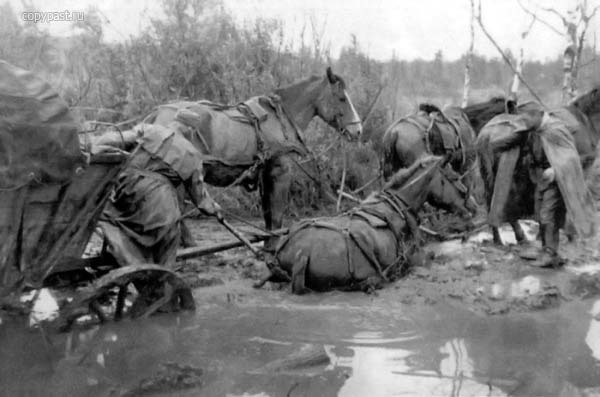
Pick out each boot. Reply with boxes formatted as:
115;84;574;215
530;247;560;267
519;224;544;260
530;222;564;268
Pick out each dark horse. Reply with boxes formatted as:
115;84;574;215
146;67;362;246
256;155;476;293
477;86;600;245
381;97;512;183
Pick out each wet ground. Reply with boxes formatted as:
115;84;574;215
2;217;600;396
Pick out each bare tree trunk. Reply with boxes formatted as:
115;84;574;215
511;16;536;97
518;0;600;104
462;0;475;107
562;16;578;104
476;1;546;108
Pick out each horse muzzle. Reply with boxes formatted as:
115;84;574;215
341;122;363;141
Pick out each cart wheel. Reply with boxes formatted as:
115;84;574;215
57;264;195;332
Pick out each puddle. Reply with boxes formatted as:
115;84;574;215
2;291;600;396
3;218;600;396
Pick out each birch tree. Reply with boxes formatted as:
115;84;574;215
462;0;475;107
518;0;599;103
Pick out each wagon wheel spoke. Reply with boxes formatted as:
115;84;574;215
57;264;195;332
136;282;174;319
114;285;128;321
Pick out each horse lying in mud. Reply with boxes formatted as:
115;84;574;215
381;97;513;182
255;155;476;294
477;86;600;245
146;67;362;248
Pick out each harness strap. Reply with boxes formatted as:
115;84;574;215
267;94;309;155
236;102;268;160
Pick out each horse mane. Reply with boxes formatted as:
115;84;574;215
419;103;442;113
274;71;346;98
384;155;440;190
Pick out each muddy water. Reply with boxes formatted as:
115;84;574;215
2;289;600;396
2;219;600;396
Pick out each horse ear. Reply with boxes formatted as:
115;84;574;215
326;67;336;84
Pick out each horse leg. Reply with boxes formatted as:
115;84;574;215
253;263;291;288
492;226;503;245
510;221;527;244
261;155;292;251
291;255;311;295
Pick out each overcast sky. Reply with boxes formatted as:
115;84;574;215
8;0;600;62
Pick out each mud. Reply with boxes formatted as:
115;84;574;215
2;216;600;396
183;217;600;316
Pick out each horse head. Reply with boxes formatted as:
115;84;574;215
384;155;477;217
315;67;363;141
428;160;478;219
573;85;600;126
462;96;508;135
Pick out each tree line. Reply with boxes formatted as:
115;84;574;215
1;0;598;214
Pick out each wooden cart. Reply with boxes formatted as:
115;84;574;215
0;150;195;330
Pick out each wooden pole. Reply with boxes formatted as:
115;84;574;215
175;228;288;261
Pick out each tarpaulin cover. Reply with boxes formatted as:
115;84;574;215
139;124;205;182
482;111;543;153
0;60;85;188
100;124;208;269
485;112;596;236
539;115;596;237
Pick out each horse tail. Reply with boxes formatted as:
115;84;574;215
382;127;400;180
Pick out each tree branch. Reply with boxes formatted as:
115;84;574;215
575;2;600;72
517;0;564;36
539;6;570;26
476;1;547;108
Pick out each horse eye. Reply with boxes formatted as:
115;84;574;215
340;97;347;103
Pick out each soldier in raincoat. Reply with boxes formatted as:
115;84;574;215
99;121;222;268
524;113;596;266
485;109;595;267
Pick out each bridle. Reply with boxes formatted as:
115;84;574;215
337;118;362;140
437;164;472;211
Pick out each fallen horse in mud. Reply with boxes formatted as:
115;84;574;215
255;156;476;293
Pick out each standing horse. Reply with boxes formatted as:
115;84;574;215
381;97;510;181
147;67;362;247
256;155;475;293
477;86;600;245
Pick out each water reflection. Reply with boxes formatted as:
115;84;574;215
1;297;600;396
331;335;505;396
328;301;600;397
